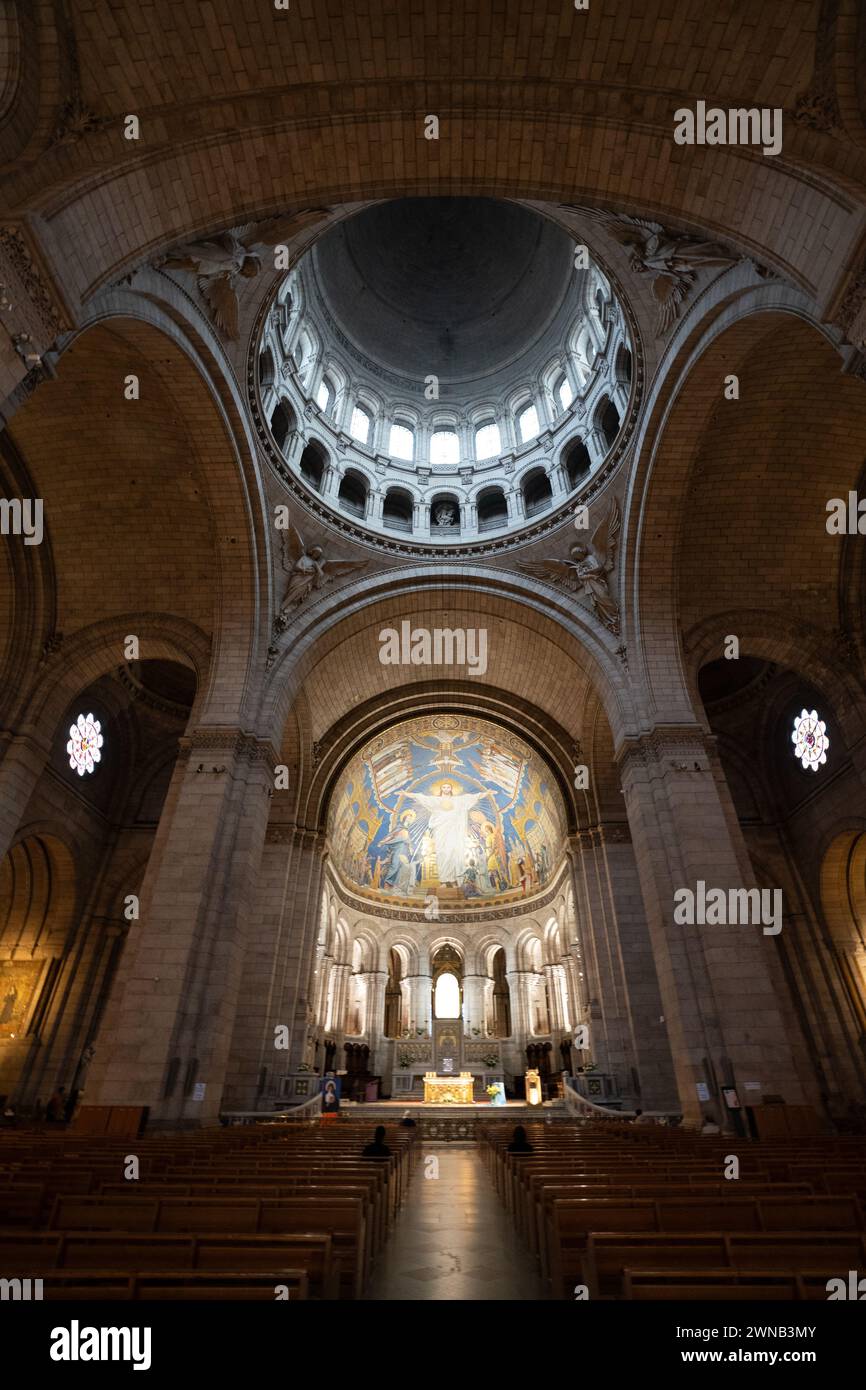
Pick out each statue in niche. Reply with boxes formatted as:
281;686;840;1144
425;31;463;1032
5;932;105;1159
275;524;368;631
155;210;330;339
432;501;457;527
518;496;621;634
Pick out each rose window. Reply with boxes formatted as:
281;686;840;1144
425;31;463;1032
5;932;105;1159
791;709;829;772
67;712;104;776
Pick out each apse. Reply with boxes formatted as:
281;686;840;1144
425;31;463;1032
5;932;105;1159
327;712;567;908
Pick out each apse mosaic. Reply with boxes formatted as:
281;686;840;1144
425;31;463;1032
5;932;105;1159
328;715;566;905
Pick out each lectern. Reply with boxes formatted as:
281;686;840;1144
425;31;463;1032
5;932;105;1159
524;1067;542;1105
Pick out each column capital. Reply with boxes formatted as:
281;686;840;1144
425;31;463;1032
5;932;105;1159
616;725;714;778
179;726;280;766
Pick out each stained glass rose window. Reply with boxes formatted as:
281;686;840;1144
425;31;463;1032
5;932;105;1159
791;709;828;772
67;712;103;776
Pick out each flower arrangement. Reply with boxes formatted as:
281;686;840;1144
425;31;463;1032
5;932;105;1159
486;1084;499;1100
397;1052;412;1069
297;1062;311;1073
482;1053;500;1068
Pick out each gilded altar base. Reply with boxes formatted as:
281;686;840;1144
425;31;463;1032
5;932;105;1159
423;1071;474;1104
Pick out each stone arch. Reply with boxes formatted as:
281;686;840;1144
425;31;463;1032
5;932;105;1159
820;830;866;1043
626;297;862;727
6;309;270;727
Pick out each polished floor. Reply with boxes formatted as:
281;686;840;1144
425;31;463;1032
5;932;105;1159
364;1144;548;1301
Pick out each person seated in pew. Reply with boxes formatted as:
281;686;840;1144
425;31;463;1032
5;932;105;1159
362;1124;392;1158
507;1124;533;1154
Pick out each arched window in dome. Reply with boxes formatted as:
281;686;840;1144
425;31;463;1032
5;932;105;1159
349;404;372;445
615;344;633;385
596;396;620;449
573;328;596;385
522;467;552;517
430;429;459;466
555;373;573;413
316;377;334;413
383;487;414;532
338;470;368;518
258;347;275;389
300;443;325;491
477;487;508;532
564;439;591;488
270;399;295;452
475;421;501;461
295;331;317;388
517;401;540;444
389;422;415;461
434;971;461;1019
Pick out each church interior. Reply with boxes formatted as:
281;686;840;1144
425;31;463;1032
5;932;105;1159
1;0;866;1316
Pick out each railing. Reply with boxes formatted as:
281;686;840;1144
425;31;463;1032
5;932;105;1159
563;1076;635;1121
524;495;552;517
279;1090;323;1121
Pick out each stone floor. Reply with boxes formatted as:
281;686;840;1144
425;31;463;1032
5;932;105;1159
364;1144;548;1301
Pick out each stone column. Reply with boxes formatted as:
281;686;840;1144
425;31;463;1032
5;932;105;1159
618;726;808;1127
542;964;563;1033
366;969;388;1073
506;968;532;1040
0;727;53;863
568;834;634;1084
223;824;326;1107
85;728;276;1126
405;969;432;1033
462;973;487;1035
331;962;352;1034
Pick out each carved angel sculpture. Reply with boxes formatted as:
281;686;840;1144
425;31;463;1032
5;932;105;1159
156;210;330;338
276;524;368;629
605;216;737;335
517;497;621;634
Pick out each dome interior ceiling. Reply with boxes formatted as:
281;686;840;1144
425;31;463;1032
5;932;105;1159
311;198;576;390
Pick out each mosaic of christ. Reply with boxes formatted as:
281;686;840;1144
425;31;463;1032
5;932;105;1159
328;715;566;903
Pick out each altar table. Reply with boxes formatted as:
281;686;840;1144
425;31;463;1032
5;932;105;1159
423;1071;474;1104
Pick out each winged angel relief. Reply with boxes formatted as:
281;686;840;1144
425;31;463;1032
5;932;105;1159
274;525;368;635
155;210;330;339
562;208;738;336
517;497;621;634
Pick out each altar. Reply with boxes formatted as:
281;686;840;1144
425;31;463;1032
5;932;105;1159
423;1071;474;1104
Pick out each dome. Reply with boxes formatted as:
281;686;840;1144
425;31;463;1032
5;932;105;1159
312;199;575;390
255;198;637;551
327;713;567;909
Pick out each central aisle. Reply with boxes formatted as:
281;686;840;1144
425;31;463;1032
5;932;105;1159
364;1143;548;1300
